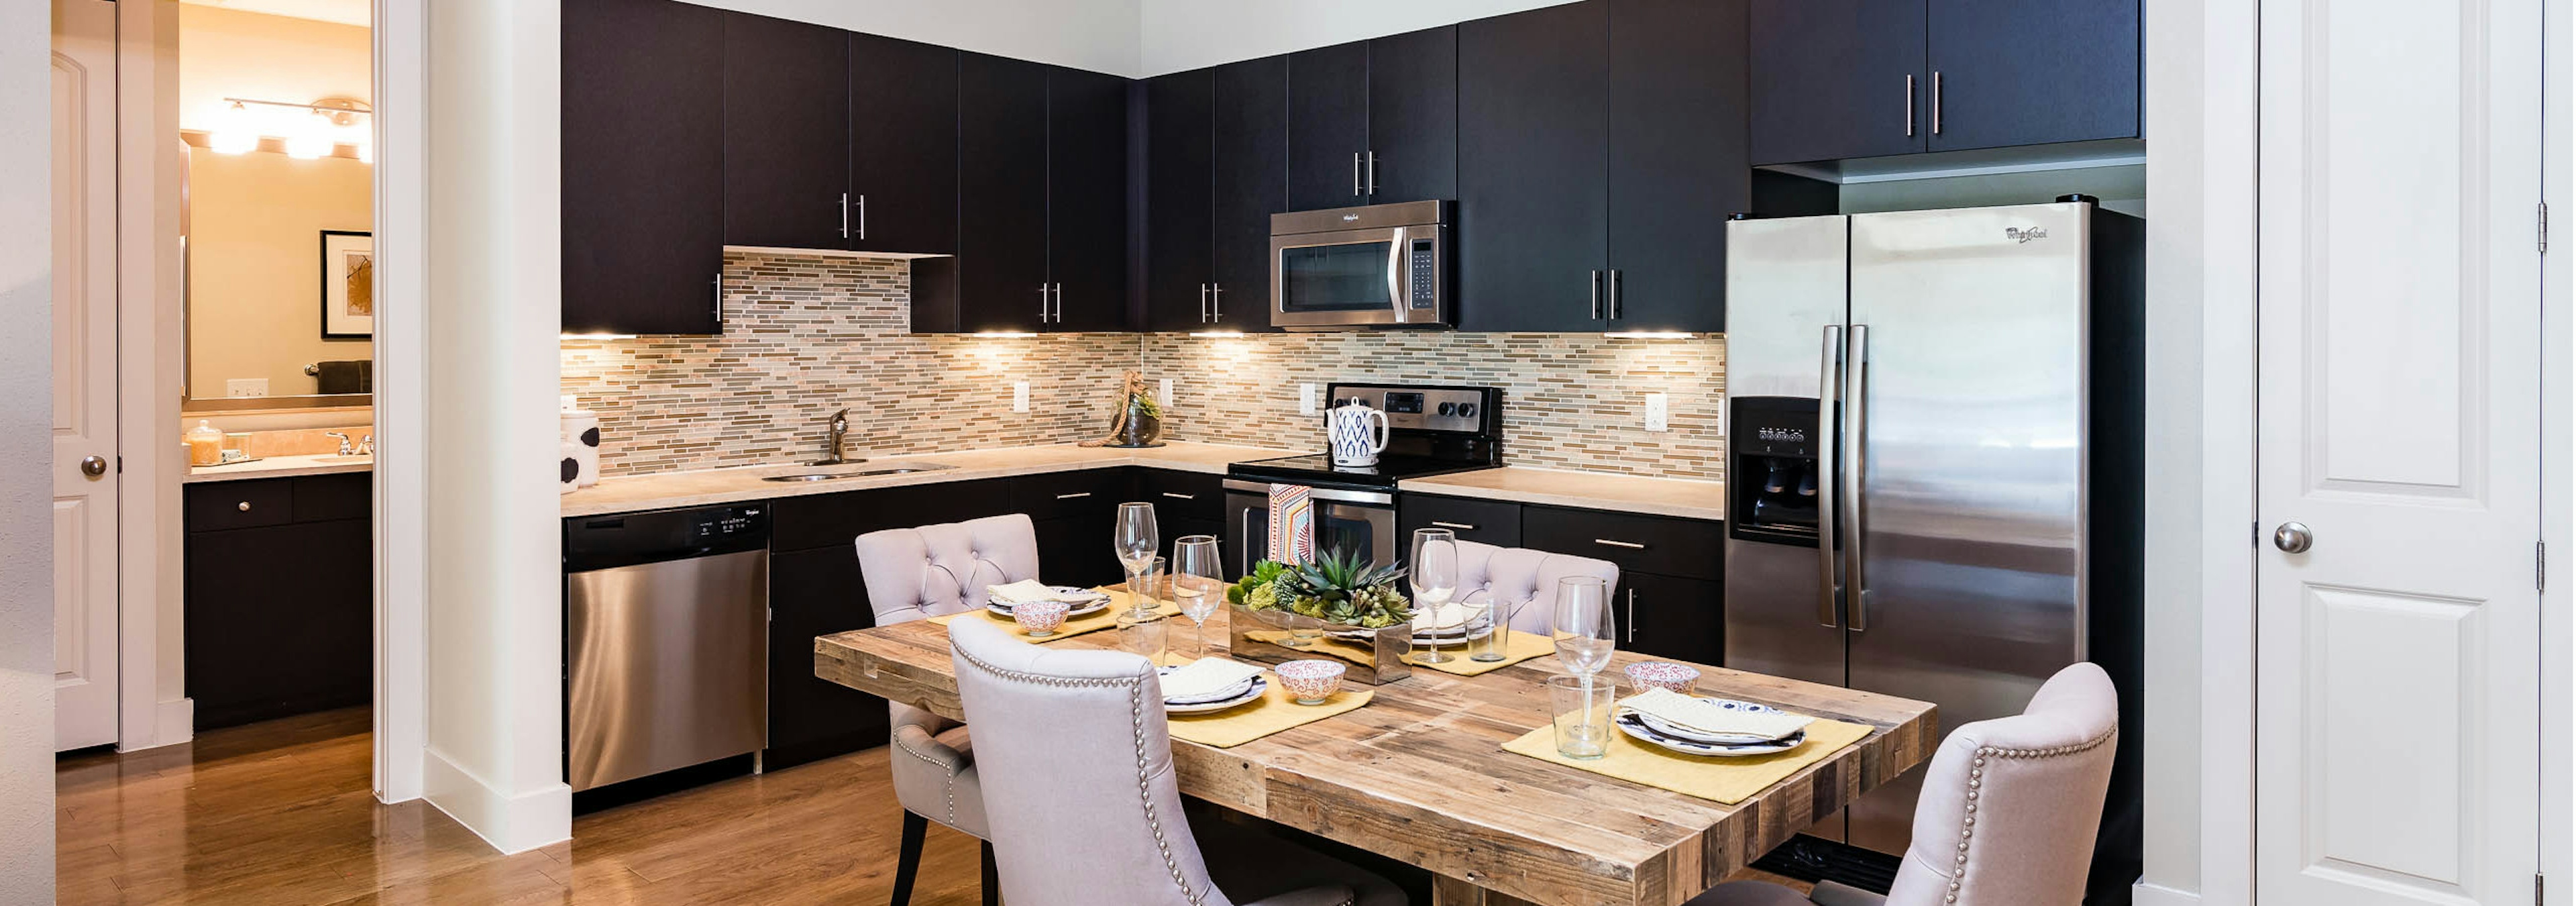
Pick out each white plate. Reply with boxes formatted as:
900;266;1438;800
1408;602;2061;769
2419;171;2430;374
1625;697;1803;746
1157;666;1260;705
1613;712;1806;757
986;586;1112;619
1165;677;1267;714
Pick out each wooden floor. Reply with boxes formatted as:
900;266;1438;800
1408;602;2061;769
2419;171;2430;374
56;708;989;905
57;707;1813;905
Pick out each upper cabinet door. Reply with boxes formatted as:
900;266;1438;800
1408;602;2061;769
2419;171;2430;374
1210;57;1287;332
1605;0;1749;333
1925;0;2138;152
722;12;848;251
1365;26;1458;204
1748;0;1927;166
1144;69;1216;332
1285;40;1370;211
1044;66;1134;332
957;53;1051;332
1458;0;1609;333
561;0;724;335
849;33;961;254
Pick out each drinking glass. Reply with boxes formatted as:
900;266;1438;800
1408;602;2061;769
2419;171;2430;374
1547;674;1619;760
1409;529;1460;663
1551;576;1615;678
1468;593;1515;662
1116;609;1169;665
1126;555;1167;617
1114;502;1159;613
1170;536;1225;659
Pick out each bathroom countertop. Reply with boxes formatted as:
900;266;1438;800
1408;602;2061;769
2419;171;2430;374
1397;466;1726;521
184;453;374;483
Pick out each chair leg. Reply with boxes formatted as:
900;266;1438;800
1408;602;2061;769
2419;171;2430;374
890;811;927;906
980;840;1000;906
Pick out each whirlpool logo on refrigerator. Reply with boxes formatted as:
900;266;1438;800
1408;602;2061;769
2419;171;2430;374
2004;226;2049;244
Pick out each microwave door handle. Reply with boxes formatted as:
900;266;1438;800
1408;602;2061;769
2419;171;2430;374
1817;325;1843;629
1386;233;1406;323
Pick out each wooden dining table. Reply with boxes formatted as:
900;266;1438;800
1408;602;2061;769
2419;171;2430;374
816;608;1937;906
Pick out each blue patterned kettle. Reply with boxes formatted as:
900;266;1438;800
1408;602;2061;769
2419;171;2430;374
1326;401;1390;467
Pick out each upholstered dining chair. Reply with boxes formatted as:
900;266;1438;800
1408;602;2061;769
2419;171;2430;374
854;513;1042;906
1452;540;1621;635
947;616;1409;906
1690;662;2121;906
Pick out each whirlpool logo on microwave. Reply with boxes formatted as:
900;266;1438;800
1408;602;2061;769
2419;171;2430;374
2004;226;2049;244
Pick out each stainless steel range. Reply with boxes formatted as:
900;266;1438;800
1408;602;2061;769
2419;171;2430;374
1223;383;1501;576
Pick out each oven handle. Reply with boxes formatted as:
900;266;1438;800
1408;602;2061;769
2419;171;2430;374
1222;479;1393;506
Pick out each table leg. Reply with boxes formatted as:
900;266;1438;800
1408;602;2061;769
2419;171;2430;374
1430;876;1544;906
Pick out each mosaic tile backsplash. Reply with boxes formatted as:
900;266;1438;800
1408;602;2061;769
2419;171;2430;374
561;252;1726;481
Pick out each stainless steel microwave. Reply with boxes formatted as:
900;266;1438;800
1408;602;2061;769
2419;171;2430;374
1269;200;1452;330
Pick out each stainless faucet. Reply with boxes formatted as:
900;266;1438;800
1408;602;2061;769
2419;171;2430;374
324;432;355;456
811;409;862;466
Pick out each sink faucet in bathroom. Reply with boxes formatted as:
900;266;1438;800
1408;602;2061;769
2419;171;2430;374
811;409;862;466
324;432;356;456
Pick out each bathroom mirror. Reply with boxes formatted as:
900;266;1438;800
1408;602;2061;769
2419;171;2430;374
181;144;374;411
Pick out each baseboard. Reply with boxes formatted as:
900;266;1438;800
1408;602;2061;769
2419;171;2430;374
2132;881;2203;906
115;698;193;754
423;746;571;855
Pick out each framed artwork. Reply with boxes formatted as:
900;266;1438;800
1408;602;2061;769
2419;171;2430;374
320;230;374;340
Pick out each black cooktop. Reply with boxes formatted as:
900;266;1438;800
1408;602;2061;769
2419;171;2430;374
1228;452;1500;489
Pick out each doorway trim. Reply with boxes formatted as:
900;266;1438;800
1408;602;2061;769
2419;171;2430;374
112;0;191;755
2540;0;2572;897
372;0;426;804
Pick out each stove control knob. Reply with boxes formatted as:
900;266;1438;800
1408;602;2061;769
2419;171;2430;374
1438;402;1457;416
1457;403;1477;418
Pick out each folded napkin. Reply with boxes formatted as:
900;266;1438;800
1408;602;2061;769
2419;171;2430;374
1157;657;1269;702
1411;600;1483;634
986;580;1067;606
1618;687;1815;742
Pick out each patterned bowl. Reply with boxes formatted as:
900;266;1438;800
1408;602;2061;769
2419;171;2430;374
1273;659;1347;705
1012;599;1072;637
1624;661;1701;694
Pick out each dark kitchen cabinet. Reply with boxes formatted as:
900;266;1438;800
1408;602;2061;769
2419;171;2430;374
1209;58;1287;331
1286;40;1371;211
721;12;848;251
1046;66;1134;332
768;478;1012;552
1456;0;1609;333
1748;0;1927;165
1620;570;1725;667
765;546;885;770
1397;493;1523;549
1925;0;2139;153
956;52;1053;333
1364;26;1458;205
1144;69;1216;332
184;474;373;731
560;0;724;335
849;33;961;254
1521;504;1726;582
1605;0;1751;333
1009;470;1128;585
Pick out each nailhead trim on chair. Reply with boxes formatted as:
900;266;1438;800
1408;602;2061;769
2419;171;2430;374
891;729;963;828
955;642;1207;905
1942;725;2119;905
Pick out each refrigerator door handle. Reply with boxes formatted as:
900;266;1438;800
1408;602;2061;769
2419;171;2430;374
1817;325;1844;629
1843;324;1870;632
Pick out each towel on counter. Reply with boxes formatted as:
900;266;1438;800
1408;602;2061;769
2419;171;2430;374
1267;483;1314;565
313;359;372;395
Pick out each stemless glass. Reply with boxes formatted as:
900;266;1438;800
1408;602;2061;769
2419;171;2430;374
1547;674;1619;760
1468;591;1512;662
1114;502;1159;613
1117;609;1169;665
1126;556;1167;618
1170;536;1226;659
1409;529;1460;663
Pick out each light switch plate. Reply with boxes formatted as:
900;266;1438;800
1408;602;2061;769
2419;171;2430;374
1299;383;1320;415
226;379;269;398
1012;381;1030;413
1644;392;1669;432
1157;378;1173;409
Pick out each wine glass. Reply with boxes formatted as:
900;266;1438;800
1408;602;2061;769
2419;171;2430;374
1551;576;1616;678
1170;536;1225;659
1408;529;1460;663
1114;502;1159;616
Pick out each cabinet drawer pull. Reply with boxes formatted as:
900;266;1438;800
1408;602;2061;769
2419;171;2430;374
1160;492;1196;501
237;501;252;512
1625;589;1635;644
1430;521;1477;531
1055;492;1093;500
1593;538;1646;550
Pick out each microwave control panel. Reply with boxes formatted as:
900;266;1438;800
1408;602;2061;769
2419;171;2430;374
1407;237;1438;311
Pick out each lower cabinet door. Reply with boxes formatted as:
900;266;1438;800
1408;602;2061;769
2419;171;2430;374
1032;514;1126;588
766;546;890;770
185;520;373;730
1620;570;1724;667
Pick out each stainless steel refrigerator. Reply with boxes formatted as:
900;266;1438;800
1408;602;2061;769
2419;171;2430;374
1722;200;2142;899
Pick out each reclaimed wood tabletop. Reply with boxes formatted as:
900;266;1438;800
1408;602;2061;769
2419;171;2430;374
816;608;1937;906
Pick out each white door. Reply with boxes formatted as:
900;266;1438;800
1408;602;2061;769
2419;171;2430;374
52;0;119;752
2254;0;2544;903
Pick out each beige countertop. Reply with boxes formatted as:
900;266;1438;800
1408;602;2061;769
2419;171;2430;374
184;453;374;484
1398;466;1726;521
559;442;1305;517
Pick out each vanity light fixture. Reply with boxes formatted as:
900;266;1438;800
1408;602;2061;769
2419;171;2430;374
208;96;373;159
1603;331;1699;340
208;101;260;155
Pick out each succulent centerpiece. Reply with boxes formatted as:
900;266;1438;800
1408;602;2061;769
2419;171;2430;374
1230;547;1413;630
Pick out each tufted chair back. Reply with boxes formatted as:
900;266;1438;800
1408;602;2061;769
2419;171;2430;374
1884;662;2119;906
855;513;1042;625
949;617;1258;906
1452;540;1621;635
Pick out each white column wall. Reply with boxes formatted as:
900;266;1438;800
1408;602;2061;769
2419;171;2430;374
2;0;58;899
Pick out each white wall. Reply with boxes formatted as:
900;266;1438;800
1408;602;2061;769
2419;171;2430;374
1138;0;1576;75
3;0;56;900
683;0;1144;75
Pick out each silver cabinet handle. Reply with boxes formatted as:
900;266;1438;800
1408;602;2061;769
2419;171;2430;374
1593;538;1646;550
1625;589;1635;644
1053;284;1065;323
1161;492;1196;501
1200;283;1210;323
1210;284;1223;321
1353;152;1363;196
1817;324;1843;629
1366;150;1377;194
857;193;866;239
1904;74;1915;138
1931;71;1943;136
1430;521;1477;531
1607;269;1622;321
237;501;252;512
1589;270;1603;319
1055;492;1093;500
2273;521;2314;554
712;274;724;328
839;192;851;239
1038;284;1051;323
1843;324;1871;632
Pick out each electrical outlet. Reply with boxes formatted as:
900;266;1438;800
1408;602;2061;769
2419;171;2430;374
1012;381;1030;413
1714;397;1727;437
1644;393;1670;432
1299;383;1320;415
226;379;269;398
1157;378;1173;409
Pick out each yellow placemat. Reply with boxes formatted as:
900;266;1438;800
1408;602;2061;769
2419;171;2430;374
1403;630;1553;676
928;591;1179;643
1500;715;1875;805
1167;680;1374;749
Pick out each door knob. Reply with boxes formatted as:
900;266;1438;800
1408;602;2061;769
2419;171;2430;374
2272;521;2314;554
79;455;107;478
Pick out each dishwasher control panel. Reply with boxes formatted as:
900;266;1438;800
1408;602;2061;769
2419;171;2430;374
565;504;769;572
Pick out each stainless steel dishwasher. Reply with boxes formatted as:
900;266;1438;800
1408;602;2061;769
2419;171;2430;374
564;504;769;792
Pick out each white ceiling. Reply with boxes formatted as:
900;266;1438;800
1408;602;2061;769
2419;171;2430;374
179;0;370;28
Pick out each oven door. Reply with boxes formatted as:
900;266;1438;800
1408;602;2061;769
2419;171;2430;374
1269;224;1446;329
1223;481;1399;577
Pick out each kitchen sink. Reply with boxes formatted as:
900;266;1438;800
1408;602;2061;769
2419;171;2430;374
759;462;957;483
